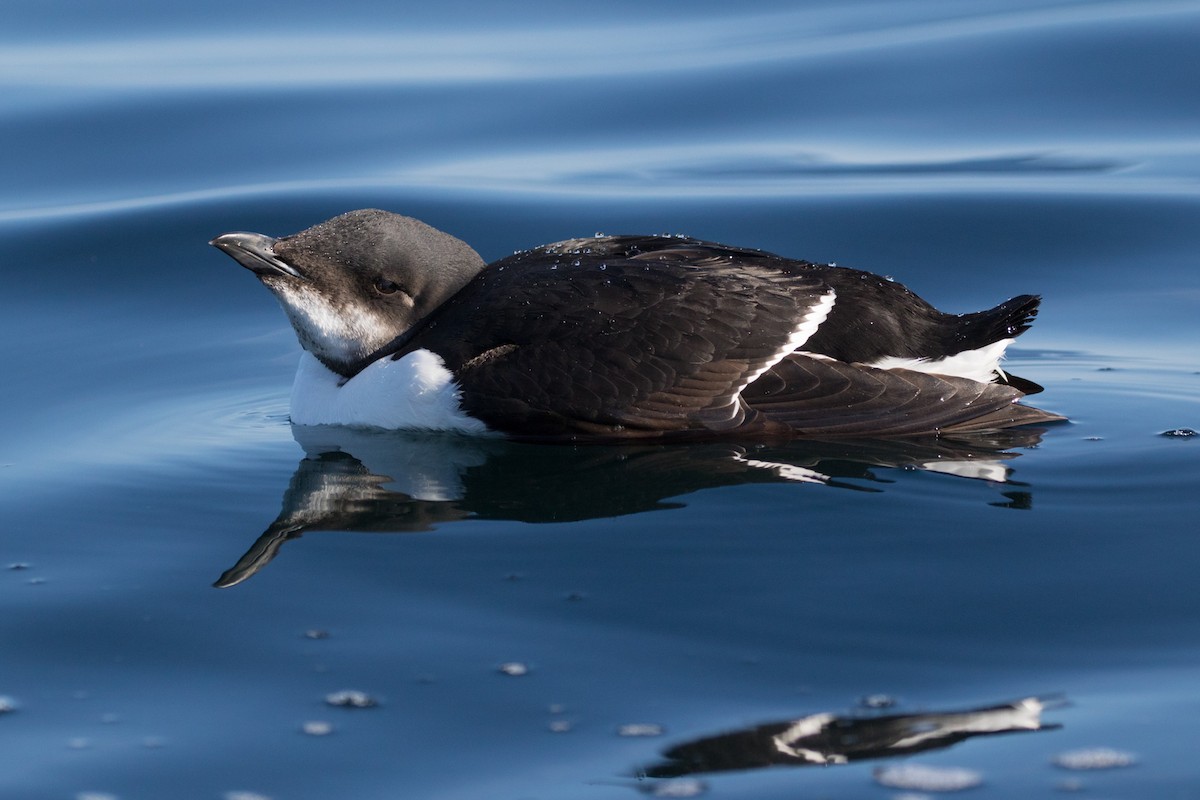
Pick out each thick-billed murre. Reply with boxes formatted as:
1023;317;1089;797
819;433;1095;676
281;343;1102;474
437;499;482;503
211;209;1064;440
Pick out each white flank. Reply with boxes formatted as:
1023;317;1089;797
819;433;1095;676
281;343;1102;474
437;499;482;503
289;350;493;434
867;337;1014;383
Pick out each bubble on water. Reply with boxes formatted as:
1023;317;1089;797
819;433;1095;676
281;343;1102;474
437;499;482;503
548;719;573;733
647;778;707;797
303;629;330;640
617;723;665;737
1160;428;1197;438
301;720;334;736
873;763;983;791
0;696;17;714
498;662;529;677
1053;747;1136;770
76;793;119;800
860;693;897;709
67;737;92;750
324;690;378;709
224;793;271;800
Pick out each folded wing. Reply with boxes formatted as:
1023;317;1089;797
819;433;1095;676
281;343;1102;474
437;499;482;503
407;243;834;439
744;354;1064;436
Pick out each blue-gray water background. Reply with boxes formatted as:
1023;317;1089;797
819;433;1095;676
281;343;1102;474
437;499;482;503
2;1;1199;797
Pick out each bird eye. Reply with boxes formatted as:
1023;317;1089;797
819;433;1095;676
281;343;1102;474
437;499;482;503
373;278;404;295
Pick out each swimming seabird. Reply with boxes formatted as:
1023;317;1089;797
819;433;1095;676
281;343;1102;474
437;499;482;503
211;209;1063;440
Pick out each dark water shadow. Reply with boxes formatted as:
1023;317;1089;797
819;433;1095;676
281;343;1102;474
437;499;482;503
214;425;1048;588
635;696;1060;782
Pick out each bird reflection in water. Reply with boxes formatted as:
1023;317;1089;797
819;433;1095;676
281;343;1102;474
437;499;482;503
215;425;1049;587
638;696;1060;779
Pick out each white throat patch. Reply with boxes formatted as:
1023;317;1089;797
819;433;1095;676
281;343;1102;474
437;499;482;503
271;283;394;368
289;350;493;434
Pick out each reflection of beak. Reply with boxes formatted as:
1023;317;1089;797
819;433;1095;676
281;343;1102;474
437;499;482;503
212;524;303;588
210;232;305;280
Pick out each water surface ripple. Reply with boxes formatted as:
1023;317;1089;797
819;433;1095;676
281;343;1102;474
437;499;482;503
2;1;1198;798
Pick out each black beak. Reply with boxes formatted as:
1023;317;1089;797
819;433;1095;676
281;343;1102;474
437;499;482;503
210;231;304;279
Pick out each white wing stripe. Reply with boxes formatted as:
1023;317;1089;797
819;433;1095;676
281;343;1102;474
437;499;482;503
735;289;837;398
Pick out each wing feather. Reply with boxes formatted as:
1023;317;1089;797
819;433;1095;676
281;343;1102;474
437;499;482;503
743;354;1063;435
403;241;831;438
386;235;1060;439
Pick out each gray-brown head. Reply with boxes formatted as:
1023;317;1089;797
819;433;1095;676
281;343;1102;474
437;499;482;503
211;209;486;377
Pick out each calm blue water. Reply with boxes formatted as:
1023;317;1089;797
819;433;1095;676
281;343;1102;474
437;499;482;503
3;2;1199;798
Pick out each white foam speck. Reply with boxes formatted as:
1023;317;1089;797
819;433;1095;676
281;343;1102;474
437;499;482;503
301;720;334;736
650;778;707;797
324;689;378;708
873;763;983;791
1053;747;1137;770
498;662;529;676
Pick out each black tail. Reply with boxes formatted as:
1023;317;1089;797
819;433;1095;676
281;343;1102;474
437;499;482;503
956;294;1041;346
950;294;1043;393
